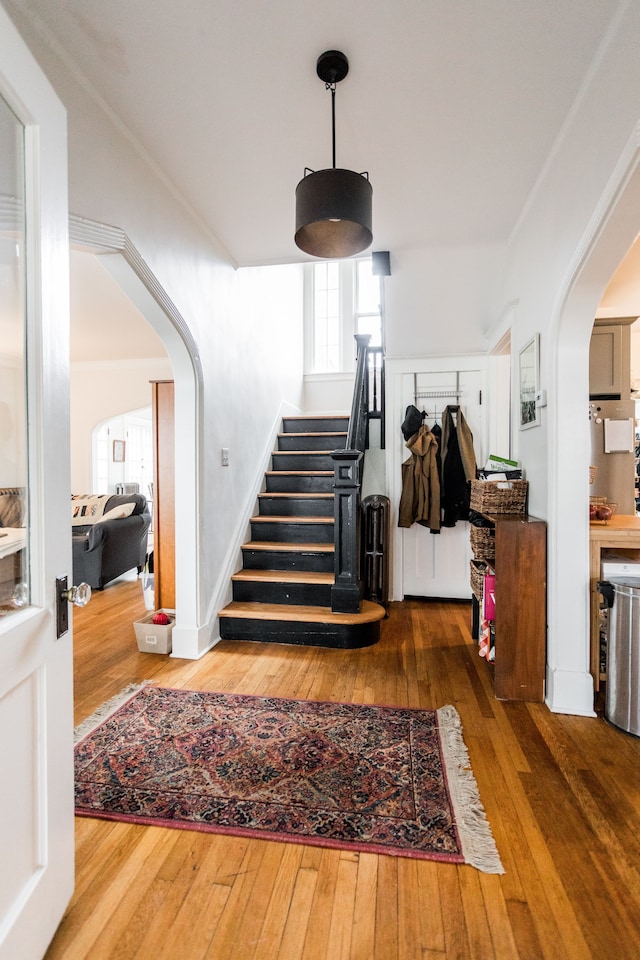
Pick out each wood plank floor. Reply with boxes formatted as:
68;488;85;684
46;577;640;960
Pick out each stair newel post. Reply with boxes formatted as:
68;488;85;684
331;449;364;613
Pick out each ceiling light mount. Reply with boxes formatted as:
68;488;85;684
295;50;373;259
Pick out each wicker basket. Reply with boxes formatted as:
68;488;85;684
470;525;495;561
470;559;486;600
469;478;528;515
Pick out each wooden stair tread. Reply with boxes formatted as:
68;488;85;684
242;541;334;553
278;432;347;438
258;492;334;499
265;470;333;477
272;450;335;456
219;600;385;625
251;515;334;524
232;570;333;584
283;415;349;420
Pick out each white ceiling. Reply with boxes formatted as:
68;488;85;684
5;0;624;268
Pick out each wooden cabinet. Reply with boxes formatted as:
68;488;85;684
589;318;632;398
151;380;175;610
473;513;547;702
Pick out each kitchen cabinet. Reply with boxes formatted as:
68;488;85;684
589;318;633;398
472;513;547;702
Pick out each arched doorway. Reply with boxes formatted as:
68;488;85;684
70;215;205;658
548;138;640;715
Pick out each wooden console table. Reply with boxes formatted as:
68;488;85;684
589;514;640;689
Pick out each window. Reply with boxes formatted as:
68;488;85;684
93;409;153;496
305;257;383;374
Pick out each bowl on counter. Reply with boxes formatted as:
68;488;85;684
589;500;618;524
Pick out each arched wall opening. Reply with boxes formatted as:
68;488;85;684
548;129;640;715
69;215;206;659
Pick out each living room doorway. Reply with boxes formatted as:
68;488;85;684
68;215;204;658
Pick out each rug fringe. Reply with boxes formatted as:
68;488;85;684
74;681;151;744
436;704;505;875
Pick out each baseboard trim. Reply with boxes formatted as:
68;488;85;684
545;666;596;717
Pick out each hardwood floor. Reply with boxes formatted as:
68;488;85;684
46;577;640;959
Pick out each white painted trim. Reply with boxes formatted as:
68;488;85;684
546;122;640;715
484;300;517;354
545;667;597;718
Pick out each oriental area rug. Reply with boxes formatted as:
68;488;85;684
74;684;503;874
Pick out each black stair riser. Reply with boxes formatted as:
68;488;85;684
265;474;334;494
272;453;335;471
219;617;380;649
277;434;347;452
232;580;332;606
242;548;334;573
258;496;334;517
250;520;334;544
282;418;349;434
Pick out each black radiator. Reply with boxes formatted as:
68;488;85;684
361;494;390;606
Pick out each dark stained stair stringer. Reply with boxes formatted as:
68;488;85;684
218;414;385;648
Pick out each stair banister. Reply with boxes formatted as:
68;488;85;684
331;334;371;614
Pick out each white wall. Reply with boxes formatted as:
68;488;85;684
384;244;506;358
70;358;172;493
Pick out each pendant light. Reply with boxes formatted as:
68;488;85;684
295;50;373;259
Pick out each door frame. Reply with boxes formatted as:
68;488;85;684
548;124;640;715
0;6;73;957
69;216;208;658
386;353;489;601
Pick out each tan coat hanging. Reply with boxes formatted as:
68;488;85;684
398;423;441;532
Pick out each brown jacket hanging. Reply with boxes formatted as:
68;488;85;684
398;423;441;532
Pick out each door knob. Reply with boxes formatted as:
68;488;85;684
56;576;92;638
62;582;92;607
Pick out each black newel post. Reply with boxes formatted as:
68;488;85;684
331;449;363;613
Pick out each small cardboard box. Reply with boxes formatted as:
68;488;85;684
134;610;174;654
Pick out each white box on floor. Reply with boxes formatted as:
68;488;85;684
134;610;174;654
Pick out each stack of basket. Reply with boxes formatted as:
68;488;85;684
468;479;528;591
469;478;528;515
470;557;487;602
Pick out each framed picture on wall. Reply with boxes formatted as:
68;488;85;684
519;334;540;429
113;439;126;462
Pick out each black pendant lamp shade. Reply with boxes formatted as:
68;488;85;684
295;51;372;259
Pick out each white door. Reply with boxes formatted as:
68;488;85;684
400;368;485;598
0;9;74;960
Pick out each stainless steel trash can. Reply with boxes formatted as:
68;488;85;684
606;577;640;737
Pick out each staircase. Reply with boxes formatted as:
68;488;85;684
218;415;386;648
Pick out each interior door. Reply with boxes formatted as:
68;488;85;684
0;9;74;959
401;368;485;598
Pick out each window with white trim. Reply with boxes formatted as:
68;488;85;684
304;257;383;374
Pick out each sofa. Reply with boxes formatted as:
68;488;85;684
72;493;151;590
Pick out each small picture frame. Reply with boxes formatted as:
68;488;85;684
519;334;540;429
113;439;126;462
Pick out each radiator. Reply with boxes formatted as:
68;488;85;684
361;494;390;605
116;482;140;495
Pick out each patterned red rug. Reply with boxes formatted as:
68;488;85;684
74;684;503;873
